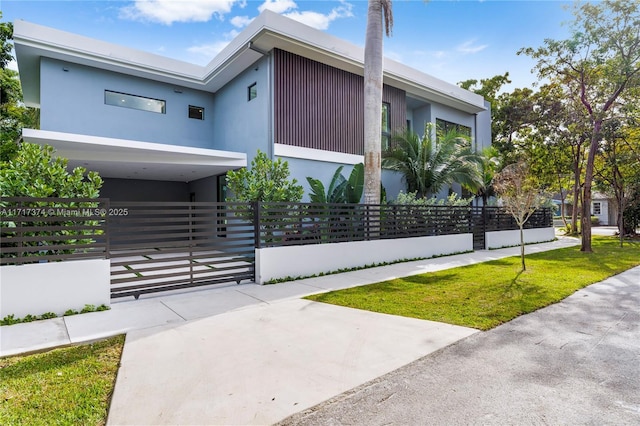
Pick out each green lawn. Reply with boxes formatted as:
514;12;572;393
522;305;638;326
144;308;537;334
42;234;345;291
0;335;125;426
307;237;640;330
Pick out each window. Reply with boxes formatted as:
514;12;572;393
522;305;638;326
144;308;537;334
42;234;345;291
105;90;165;114
436;118;471;139
248;83;257;101
189;105;204;120
593;202;601;215
382;102;391;150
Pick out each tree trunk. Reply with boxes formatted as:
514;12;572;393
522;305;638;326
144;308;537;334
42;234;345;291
363;0;383;205
570;160;581;235
581;120;602;253
520;224;526;271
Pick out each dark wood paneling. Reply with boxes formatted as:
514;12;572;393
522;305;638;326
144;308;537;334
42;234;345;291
274;49;406;155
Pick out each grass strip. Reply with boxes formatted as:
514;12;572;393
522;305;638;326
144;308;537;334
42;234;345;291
306;237;640;330
0;335;125;426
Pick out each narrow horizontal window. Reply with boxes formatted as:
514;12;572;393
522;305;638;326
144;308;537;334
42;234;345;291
105;90;166;114
189;105;204;120
436;118;471;138
248;83;257;101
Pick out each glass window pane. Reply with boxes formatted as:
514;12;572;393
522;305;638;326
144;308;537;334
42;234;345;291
105;90;165;114
248;83;257;101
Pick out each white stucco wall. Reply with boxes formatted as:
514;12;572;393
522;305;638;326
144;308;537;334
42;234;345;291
0;259;110;318
485;227;555;250
255;233;473;284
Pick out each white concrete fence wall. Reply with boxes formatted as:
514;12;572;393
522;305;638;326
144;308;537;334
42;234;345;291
255;233;473;284
0;259;110;318
485;227;555;250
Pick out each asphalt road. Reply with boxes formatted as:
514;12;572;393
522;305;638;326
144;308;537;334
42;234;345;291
277;266;640;426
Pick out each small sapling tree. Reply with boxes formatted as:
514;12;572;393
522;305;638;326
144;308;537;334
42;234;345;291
493;160;548;271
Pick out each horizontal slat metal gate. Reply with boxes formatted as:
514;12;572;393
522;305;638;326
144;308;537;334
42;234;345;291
109;202;255;299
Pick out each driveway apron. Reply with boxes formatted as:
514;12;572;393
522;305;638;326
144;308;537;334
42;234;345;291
106;299;477;425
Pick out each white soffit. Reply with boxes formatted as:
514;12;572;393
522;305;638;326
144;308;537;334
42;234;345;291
21;129;246;182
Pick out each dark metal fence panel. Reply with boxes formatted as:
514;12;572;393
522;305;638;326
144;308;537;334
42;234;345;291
254;203;475;248
108;201;255;299
1;197;553;298
0;197;109;265
255;203;553;249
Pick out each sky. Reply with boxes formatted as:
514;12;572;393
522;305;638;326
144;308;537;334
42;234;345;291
1;0;578;93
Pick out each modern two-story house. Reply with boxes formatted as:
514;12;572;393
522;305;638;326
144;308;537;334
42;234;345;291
13;10;491;203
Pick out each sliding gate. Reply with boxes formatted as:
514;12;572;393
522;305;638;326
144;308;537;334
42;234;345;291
109;202;255;299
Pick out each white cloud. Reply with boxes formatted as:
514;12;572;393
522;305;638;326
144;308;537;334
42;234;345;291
230;15;253;28
187;40;232;59
456;39;488;54
258;0;297;14
256;0;353;30
120;0;241;25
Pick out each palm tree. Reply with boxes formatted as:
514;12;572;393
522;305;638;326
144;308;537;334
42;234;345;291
476;146;501;206
363;0;393;205
382;124;483;198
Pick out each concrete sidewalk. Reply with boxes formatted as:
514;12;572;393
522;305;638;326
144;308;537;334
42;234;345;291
0;236;579;358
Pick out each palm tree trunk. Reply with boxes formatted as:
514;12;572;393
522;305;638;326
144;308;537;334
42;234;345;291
363;0;384;205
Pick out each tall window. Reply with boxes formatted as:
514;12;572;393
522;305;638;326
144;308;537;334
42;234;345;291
381;102;391;150
105;90;166;114
248;83;257;101
593;202;601;215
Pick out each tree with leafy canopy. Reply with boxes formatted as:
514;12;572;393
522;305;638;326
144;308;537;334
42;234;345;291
1;12;39;163
225;150;303;204
594;117;640;244
520;0;640;252
493;160;548;271
0;143;102;198
0;143;103;258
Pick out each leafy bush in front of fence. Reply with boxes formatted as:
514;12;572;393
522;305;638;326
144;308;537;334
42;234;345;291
0;143;104;261
226;150;304;242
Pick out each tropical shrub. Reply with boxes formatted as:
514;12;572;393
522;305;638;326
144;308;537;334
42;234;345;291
382;123;483;198
306;163;364;204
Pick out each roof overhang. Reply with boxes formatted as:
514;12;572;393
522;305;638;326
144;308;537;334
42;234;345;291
13;11;486;114
21;129;246;182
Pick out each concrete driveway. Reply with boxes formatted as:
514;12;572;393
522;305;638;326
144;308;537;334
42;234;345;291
106;299;477;425
278;266;640;425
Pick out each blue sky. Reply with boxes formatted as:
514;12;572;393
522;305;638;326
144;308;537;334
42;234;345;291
2;0;576;92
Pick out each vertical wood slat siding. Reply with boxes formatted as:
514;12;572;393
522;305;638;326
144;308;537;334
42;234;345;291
274;49;406;155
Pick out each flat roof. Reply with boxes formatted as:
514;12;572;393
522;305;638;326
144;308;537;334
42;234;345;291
13;10;486;114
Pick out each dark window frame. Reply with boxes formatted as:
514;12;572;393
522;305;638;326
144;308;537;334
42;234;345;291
248;82;257;101
188;105;205;120
436;118;471;138
593;202;602;215
104;90;166;114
